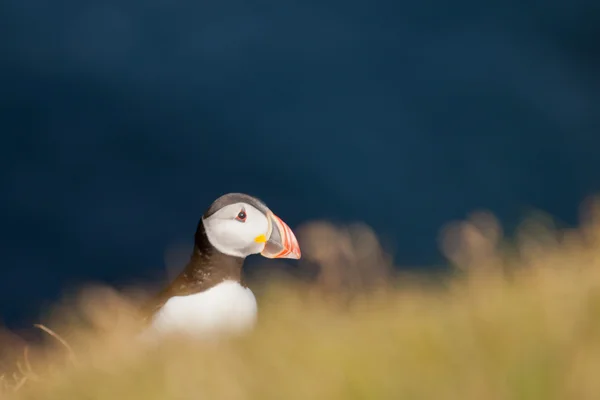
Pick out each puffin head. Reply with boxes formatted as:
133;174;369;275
200;193;301;260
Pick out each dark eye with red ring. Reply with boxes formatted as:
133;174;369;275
236;210;247;222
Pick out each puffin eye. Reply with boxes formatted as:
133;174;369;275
235;210;247;222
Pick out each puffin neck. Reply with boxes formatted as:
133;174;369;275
140;219;247;321
183;220;246;288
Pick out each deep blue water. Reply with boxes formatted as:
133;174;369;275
1;0;599;328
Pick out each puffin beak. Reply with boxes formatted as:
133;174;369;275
260;212;301;259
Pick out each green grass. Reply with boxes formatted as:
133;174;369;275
4;203;600;399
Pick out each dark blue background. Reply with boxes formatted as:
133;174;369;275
1;0;599;328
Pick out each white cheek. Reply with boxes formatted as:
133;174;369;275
213;222;248;247
203;209;270;257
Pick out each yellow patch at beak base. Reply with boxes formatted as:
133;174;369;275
254;234;267;243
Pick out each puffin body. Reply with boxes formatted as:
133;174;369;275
142;193;301;339
150;280;258;337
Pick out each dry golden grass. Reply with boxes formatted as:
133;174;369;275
4;197;600;399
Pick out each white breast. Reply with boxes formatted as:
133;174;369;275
144;280;258;340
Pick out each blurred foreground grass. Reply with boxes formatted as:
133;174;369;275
5;199;600;399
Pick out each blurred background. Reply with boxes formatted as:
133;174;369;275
0;0;599;329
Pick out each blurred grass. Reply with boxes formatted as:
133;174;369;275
4;198;600;399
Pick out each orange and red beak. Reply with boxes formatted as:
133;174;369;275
260;212;301;259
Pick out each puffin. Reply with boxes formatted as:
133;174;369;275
141;193;301;339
